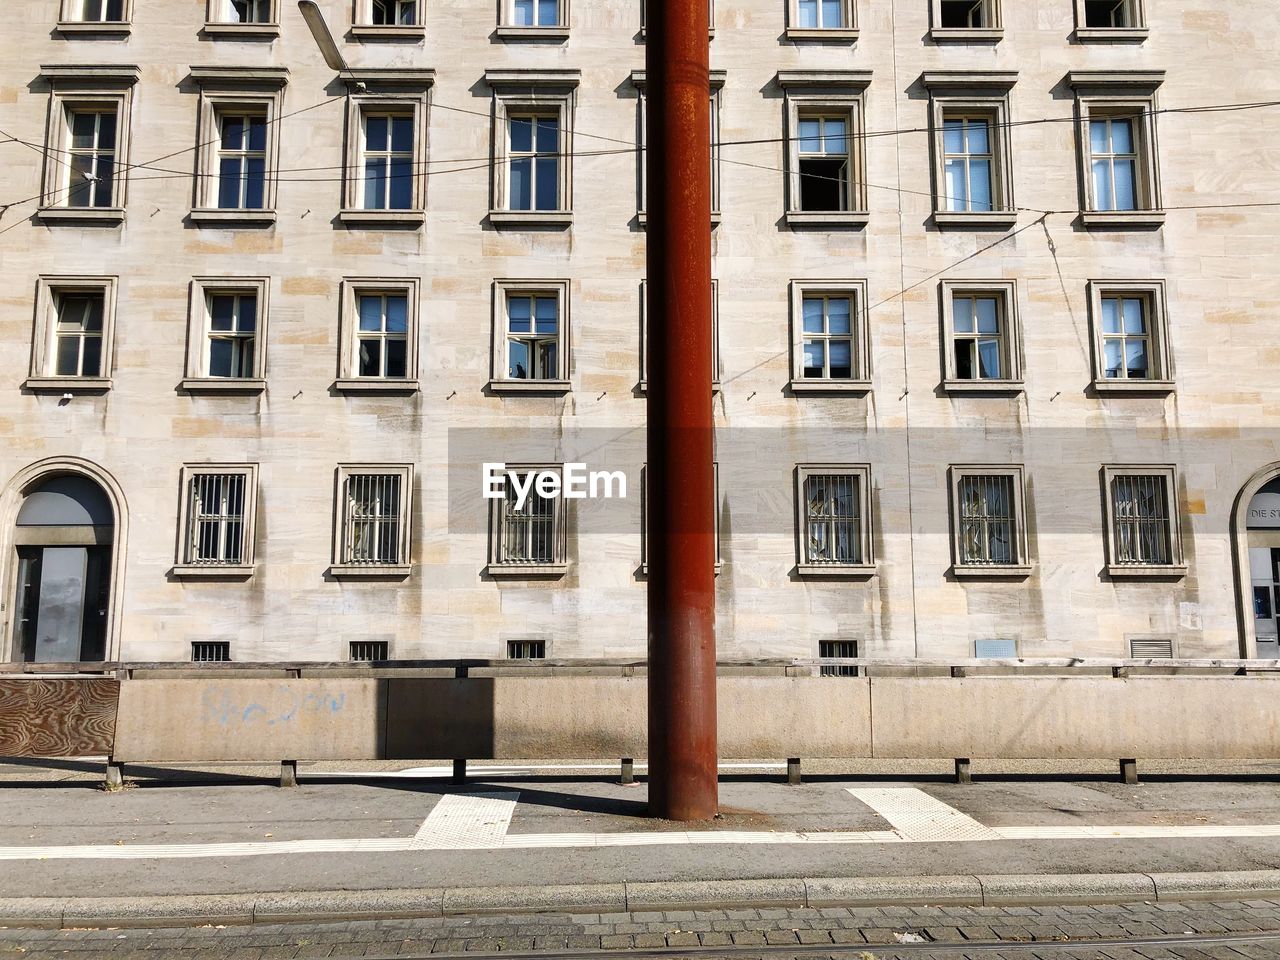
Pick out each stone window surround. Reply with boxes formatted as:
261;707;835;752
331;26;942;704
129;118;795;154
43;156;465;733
948;464;1033;579
788;279;872;394
173;463;261;580
203;0;280;39
1068;70;1165;228
777;70;873;229
639;279;721;393
181;276;271;394
794;463;876;578
938;279;1024;395
335;277;421;394
330;463;414;579
929;0;1002;41
37;65;139;224
784;0;859;42
489;279;572;395
485;70;580;228
188;65;289;227
56;0;133;35
25;275;118;394
486;463;570;579
1087;280;1174;395
922;71;1018;229
1074;0;1148;41
1101;464;1187;579
630;70;725;227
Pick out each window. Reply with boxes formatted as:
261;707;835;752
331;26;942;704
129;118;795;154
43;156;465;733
631;71;724;225
507;639;547;659
788;0;856;38
777;71;871;227
485;71;579;225
372;0;417;23
1069;72;1164;225
183;278;269;391
1075;0;1147;37
490;281;571;393
974;639;1017;658
641;464;721;575
205;0;278;30
337;279;420;392
332;465;413;576
1088;282;1172;392
497;0;568;37
923;72;1017;225
38;66;137;221
488;466;569;577
796;466;874;576
192;641;231;662
639;280;720;392
339;74;433;223
1102;467;1185;577
819;640;858;677
352;0;424;35
175;465;259;577
190;66;288;225
940;281;1022;392
58;0;131;30
27;277;117;392
789;281;870;392
932;0;1000;35
949;466;1031;577
350;640;390;661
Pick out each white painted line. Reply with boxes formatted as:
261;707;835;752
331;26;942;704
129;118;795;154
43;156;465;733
993;824;1280;841
316;762;785;779
414;793;519;849
848;787;1003;842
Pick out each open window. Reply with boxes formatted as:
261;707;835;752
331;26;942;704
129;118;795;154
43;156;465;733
778;71;871;228
931;0;1001;38
1076;0;1147;39
490;281;571;394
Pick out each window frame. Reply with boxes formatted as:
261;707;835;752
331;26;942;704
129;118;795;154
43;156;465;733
795;464;875;578
336;278;421;393
939;280;1023;394
777;71;872;229
331;464;414;578
948;465;1032;579
26;276;118;393
339;76;434;225
1069;71;1165;227
37;66;138;223
189;66;288;226
929;0;1002;40
631;70;724;227
785;0;858;41
788;280;871;394
1087;280;1173;394
486;463;570;578
173;463;260;579
203;0;280;38
1101;465;1186;579
351;0;426;37
56;0;132;34
1074;0;1148;41
496;0;570;39
489;280;571;395
923;72;1017;228
639;279;720;393
485;71;579;227
181;277;270;393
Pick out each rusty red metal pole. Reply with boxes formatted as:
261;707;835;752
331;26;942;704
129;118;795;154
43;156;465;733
645;0;718;821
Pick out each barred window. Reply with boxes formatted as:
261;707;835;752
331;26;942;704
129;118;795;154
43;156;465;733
957;474;1016;565
350;640;389;662
499;472;557;565
507;639;547;659
343;473;404;565
804;473;862;564
819;639;858;677
186;473;247;564
191;641;231;662
1111;474;1171;565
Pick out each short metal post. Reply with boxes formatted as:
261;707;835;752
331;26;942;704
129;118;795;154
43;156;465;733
787;757;802;786
621;758;635;785
452;759;467;784
280;760;298;788
1120;758;1139;785
104;758;124;793
950;666;967;679
954;758;972;784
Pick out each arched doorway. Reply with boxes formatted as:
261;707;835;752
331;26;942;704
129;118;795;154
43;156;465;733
3;461;127;663
1243;476;1280;659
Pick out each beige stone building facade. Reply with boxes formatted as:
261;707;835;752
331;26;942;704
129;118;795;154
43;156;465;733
2;0;1279;666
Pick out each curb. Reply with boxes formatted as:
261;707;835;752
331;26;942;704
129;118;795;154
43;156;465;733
2;870;1278;929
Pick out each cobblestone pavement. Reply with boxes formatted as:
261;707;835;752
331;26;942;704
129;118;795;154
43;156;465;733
1;899;1278;959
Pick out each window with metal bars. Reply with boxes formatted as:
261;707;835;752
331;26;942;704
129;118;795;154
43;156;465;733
507;639;547;659
371;0;417;24
498;472;558;565
957;474;1017;565
186;473;248;565
350;640;390;662
1111;474;1172;565
819;640;858;677
343;473;404;565
65;109;117;208
216;112;267;210
52;292;105;377
191;641;231;662
804;474;862;565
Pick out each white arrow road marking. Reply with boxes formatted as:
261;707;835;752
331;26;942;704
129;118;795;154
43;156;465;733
847;788;1003;842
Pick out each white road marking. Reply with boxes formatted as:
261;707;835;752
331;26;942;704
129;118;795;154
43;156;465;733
848;787;1003;842
318;762;785;779
414;793;519;848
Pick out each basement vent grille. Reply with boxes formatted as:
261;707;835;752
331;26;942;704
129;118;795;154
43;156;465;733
350;640;389;662
191;641;231;663
819;639;859;677
1130;638;1175;659
506;640;546;660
